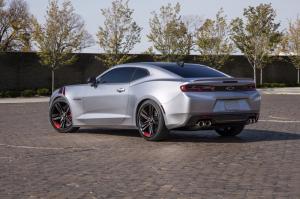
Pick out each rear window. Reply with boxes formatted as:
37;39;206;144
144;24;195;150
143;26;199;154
156;64;227;78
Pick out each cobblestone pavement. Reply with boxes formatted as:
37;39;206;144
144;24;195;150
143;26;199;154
0;95;299;199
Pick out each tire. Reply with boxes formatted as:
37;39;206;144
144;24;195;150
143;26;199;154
49;97;79;133
215;125;245;137
137;100;169;141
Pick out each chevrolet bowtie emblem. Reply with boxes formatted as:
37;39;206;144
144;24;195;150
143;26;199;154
225;86;235;91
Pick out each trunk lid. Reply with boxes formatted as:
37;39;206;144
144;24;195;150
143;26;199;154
181;77;256;92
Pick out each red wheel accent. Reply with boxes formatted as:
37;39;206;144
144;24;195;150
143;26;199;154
53;121;60;129
143;132;151;137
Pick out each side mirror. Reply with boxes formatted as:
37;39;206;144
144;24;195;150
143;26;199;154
87;76;97;87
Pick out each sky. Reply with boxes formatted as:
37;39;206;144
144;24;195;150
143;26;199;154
25;0;300;53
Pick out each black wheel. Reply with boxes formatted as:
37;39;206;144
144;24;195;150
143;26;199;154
215;125;245;137
49;98;79;133
137;100;169;141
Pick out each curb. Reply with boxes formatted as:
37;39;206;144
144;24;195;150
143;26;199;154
0;97;49;104
258;87;300;95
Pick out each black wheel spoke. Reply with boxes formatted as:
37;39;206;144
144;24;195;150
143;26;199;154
153;112;159;124
149;124;153;136
149;105;154;117
140;110;149;120
141;123;150;131
56;103;63;114
65;117;72;126
52;116;61;121
60;119;65;128
65;106;70;113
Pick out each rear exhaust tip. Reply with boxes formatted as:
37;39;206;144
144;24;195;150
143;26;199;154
198;121;205;127
205;121;212;126
248;117;257;124
197;120;212;128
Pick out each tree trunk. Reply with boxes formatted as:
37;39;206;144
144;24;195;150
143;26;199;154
253;63;256;85
51;70;55;93
260;68;263;85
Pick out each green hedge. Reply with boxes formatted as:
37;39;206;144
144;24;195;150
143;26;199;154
257;83;286;88
4;91;20;98
36;88;50;96
0;88;51;98
21;90;36;97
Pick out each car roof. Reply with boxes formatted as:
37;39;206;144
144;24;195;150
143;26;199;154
128;62;206;68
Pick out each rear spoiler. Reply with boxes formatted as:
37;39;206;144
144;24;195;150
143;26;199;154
192;77;254;83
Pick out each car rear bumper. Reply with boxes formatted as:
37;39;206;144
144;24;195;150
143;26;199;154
187;112;259;124
162;91;261;129
166;112;259;130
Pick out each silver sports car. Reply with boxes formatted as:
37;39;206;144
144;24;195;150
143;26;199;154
49;62;260;141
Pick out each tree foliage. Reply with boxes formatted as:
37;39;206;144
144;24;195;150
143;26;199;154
196;8;233;69
182;15;202;55
230;3;282;84
0;0;33;52
97;0;142;67
147;3;190;62
282;16;300;84
32;0;93;92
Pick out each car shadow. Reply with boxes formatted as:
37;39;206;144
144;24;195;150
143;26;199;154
166;129;300;143
78;128;141;137
77;128;300;143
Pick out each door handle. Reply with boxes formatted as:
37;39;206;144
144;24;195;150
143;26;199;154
117;88;125;93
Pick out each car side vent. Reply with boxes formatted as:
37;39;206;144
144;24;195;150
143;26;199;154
223;80;238;83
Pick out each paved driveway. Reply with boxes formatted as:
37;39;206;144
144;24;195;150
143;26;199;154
0;95;299;199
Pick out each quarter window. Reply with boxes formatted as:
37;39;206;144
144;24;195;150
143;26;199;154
131;68;149;81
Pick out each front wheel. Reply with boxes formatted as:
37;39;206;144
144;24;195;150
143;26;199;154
49;98;79;133
137;100;169;141
215;125;245;137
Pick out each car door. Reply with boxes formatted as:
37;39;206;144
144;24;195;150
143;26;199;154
80;67;136;126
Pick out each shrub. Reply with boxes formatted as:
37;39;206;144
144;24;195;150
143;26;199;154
4;91;20;98
258;83;287;88
36;88;50;96
21;90;36;97
0;91;4;98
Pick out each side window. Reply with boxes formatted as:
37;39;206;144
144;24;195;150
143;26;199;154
99;67;135;84
131;68;149;81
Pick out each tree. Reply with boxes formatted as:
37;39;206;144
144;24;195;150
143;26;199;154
0;0;33;52
231;3;282;85
182;15;202;55
282;17;300;84
147;2;190;62
196;8;233;69
32;0;93;93
97;0;141;68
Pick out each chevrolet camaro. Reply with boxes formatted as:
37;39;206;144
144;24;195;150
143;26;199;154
49;62;261;141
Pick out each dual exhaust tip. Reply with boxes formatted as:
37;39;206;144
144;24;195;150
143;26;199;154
248;117;257;124
197;120;212;128
197;116;257;128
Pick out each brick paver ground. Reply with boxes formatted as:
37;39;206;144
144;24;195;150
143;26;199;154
0;95;299;199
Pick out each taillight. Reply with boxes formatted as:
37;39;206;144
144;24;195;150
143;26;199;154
180;84;215;92
180;83;256;92
58;87;66;95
